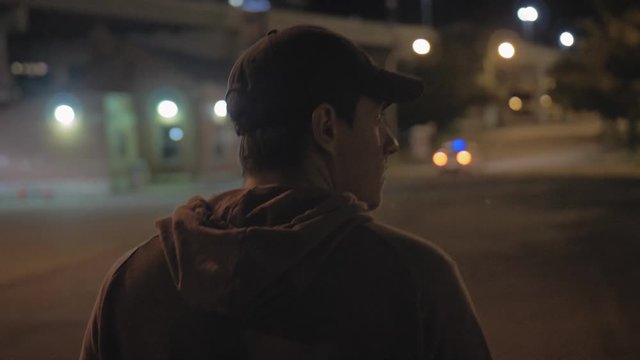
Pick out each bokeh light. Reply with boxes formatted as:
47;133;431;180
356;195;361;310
11;62;48;76
157;100;178;119
517;6;539;22
242;0;271;12
214;100;228;118
498;42;515;59
451;139;467;152
456;150;472;166
540;94;553;108
509;96;523;111
33;62;49;76
54;105;76;127
560;32;575;47
433;151;448;167
169;127;184;142
10;62;24;75
412;39;431;55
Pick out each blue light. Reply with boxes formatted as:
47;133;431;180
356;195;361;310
243;0;271;12
169;127;184;142
451;138;467;152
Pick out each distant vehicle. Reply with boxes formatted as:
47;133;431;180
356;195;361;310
432;138;475;173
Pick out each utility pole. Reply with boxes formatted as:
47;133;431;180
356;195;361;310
0;6;28;104
385;0;398;22
420;0;433;25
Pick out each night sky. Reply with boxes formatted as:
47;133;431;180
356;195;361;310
308;0;600;24
271;0;612;44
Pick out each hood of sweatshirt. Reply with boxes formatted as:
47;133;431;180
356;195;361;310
156;185;371;318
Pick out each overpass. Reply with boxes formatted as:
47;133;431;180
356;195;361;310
0;0;435;57
0;0;435;196
0;0;435;102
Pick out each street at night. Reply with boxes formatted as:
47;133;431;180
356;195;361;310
1;174;639;360
1;0;640;358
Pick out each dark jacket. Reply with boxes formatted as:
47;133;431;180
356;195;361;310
80;186;491;360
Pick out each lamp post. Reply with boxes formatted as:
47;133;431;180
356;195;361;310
157;100;179;122
420;0;433;25
517;6;538;40
412;38;432;56
384;36;432;137
479;30;521;127
559;31;575;48
498;42;516;59
54;104;76;127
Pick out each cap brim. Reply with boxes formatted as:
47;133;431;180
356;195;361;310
365;68;424;103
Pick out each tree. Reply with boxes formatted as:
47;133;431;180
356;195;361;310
549;4;640;149
397;23;491;135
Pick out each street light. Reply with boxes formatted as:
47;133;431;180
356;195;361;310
559;32;575;47
540;94;553;108
54;105;76;127
157;100;178;119
412;38;431;55
509;96;523;111
517;6;538;22
213;100;229;125
498;42;516;59
214;100;227;118
384;33;435;138
517;6;538;39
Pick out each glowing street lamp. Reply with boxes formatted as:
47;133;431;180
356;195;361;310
509;96;523;111
498;42;516;59
517;6;538;22
157;100;178;119
214;100;227;118
517;6;539;39
412;38;431;55
54;105;76;127
559;32;575;47
213;100;229;125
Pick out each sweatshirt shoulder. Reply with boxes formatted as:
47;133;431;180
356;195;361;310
354;220;469;308
98;235;166;294
359;221;456;274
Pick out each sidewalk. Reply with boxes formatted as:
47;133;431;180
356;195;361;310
0;178;243;212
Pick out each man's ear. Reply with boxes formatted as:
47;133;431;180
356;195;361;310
311;103;339;154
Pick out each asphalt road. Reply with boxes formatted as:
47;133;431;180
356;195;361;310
1;176;639;360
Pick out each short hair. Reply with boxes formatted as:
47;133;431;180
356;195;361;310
238;91;360;176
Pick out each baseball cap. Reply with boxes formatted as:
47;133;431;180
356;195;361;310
225;25;424;135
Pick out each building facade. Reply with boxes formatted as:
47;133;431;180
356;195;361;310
0;0;432;196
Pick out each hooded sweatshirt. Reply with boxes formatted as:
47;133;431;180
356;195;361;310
80;186;491;360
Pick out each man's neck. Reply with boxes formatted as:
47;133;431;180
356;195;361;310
243;173;288;188
243;157;334;191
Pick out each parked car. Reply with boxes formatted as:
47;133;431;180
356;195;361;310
432;138;475;173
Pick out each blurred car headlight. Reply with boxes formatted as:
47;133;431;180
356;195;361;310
433;151;448;167
456;150;472;166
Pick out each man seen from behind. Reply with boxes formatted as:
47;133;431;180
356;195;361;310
80;25;492;360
